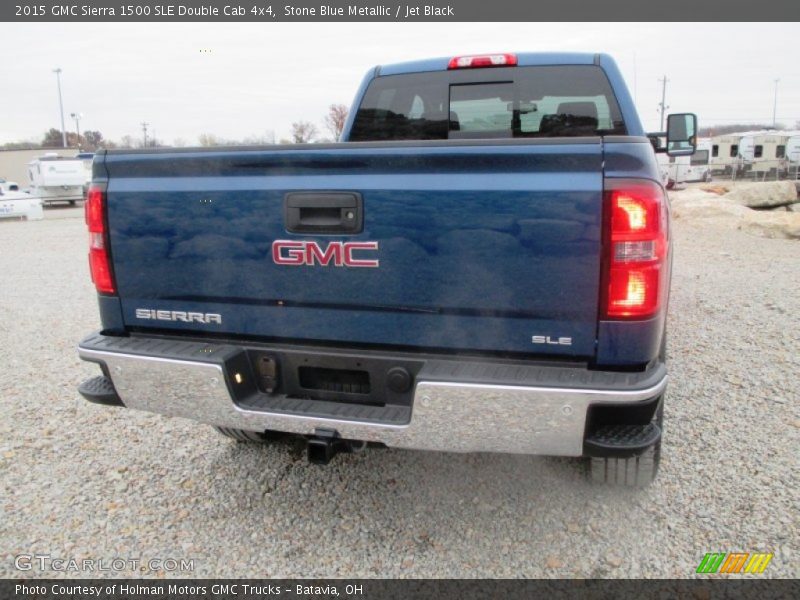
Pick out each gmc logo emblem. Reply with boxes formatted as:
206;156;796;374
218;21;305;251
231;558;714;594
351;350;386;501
272;240;379;268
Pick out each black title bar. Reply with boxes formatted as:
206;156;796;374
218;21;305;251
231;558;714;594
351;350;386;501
4;579;800;600
3;0;800;21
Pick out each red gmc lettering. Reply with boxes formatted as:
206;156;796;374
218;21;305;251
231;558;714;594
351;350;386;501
272;240;379;268
305;242;343;266
272;240;305;265
343;242;379;267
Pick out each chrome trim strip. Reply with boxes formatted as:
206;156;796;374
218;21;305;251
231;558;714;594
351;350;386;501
79;347;666;457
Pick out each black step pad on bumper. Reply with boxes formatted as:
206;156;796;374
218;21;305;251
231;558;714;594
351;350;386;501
78;375;123;407
584;423;661;457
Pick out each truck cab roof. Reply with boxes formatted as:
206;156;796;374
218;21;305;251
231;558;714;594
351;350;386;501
377;52;604;76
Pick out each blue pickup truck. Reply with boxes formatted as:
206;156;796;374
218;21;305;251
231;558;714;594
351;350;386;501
78;53;696;486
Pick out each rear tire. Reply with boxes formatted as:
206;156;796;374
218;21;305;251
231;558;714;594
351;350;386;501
588;395;664;488
213;426;271;442
589;442;661;487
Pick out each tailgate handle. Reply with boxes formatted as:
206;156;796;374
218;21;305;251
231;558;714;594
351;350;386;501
284;192;363;234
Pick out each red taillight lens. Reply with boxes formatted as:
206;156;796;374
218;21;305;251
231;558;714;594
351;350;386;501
607;267;660;315
85;185;104;233
448;53;517;69
602;179;668;319
85;183;115;294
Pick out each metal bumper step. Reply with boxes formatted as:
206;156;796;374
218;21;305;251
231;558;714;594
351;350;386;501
78;375;123;407
584;423;662;457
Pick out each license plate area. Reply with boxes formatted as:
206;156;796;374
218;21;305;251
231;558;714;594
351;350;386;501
233;348;422;408
299;366;371;396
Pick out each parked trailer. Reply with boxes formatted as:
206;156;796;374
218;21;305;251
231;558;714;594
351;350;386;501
667;139;712;184
709;134;743;175
737;131;796;179
655;152;671;188
0;189;43;221
27;153;85;206
783;134;800;179
0;177;21;192
76;152;94;195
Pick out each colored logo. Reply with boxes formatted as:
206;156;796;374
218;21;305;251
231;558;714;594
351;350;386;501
696;552;773;574
272;240;380;268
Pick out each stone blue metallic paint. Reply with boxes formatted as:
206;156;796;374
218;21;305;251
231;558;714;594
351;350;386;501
96;53;667;367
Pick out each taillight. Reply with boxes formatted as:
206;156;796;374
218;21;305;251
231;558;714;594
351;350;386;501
447;53;517;69
601;179;668;319
85;183;115;294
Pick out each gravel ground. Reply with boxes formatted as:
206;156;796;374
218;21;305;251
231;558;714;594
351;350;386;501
0;205;798;579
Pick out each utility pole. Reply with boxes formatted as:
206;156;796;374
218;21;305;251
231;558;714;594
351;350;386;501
658;76;669;132
141;122;149;148
772;78;780;128
70;112;83;147
53;68;67;148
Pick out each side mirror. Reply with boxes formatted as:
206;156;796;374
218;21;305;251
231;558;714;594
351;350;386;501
666;113;697;156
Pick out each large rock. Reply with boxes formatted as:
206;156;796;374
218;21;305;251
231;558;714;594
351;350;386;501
670;191;750;221
669;188;800;239
723;181;798;208
740;210;800;239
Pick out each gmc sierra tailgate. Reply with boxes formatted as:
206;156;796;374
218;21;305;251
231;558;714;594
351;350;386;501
102;141;603;357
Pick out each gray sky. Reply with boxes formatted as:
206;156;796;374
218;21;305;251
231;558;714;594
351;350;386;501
1;22;798;145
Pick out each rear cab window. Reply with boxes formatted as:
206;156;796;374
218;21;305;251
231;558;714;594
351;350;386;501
349;65;627;141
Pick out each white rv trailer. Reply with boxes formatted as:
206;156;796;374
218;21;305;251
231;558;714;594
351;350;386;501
27;153;85;205
737;131;795;178
787;134;800;178
76;152;94;193
0;178;21;192
667;139;712;184
709;134;746;175
0;189;43;220
654;152;671;188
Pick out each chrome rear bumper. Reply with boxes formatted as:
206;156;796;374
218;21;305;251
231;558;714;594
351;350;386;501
78;333;667;457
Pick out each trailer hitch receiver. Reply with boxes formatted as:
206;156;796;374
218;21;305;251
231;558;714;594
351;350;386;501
307;428;365;465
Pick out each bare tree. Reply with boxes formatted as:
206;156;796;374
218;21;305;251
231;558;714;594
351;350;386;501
291;121;317;144
42;128;84;148
198;133;221;147
83;130;104;150
42;128;64;147
241;130;276;145
324;104;349;140
43;130;82;147
118;135;134;148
